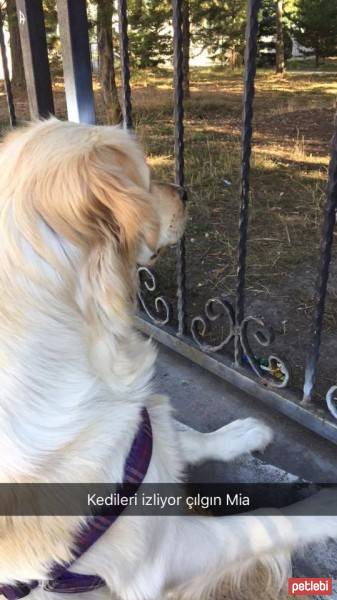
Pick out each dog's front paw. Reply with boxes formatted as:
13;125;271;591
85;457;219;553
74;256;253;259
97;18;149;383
223;417;274;454
242;417;274;453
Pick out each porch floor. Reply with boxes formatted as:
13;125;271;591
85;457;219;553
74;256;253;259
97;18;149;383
155;344;337;598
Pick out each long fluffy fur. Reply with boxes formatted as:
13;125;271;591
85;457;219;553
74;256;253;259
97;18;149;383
0;119;336;600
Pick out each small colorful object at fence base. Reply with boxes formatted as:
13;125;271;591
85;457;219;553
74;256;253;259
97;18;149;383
243;354;287;385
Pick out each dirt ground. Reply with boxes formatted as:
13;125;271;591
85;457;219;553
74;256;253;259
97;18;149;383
1;63;337;404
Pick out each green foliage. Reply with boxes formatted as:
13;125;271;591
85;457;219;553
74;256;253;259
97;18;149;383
128;0;171;68
258;0;293;67
291;0;337;64
191;0;247;66
42;0;61;73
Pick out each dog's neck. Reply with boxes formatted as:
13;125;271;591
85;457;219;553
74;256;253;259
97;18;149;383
0;224;156;483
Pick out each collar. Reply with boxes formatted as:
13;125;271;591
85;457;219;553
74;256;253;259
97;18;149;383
0;407;152;598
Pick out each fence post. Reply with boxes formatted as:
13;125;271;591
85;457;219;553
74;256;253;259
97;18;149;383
56;0;95;124
235;0;261;366
172;0;187;337
303;129;337;403
15;0;54;119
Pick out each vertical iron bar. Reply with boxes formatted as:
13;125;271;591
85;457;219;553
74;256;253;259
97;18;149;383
303;129;337;402
56;0;95;124
15;0;54;118
235;0;261;366
172;0;187;337
117;0;132;129
0;6;16;127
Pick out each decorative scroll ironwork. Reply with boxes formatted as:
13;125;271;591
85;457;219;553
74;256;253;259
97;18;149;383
137;267;172;326
6;0;337;437
240;316;289;388
326;386;337;420
191;298;289;389
191;298;235;353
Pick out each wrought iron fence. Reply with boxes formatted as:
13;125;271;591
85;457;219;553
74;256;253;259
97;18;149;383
0;0;337;442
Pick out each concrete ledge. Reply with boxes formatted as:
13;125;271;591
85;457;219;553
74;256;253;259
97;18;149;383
154;343;337;594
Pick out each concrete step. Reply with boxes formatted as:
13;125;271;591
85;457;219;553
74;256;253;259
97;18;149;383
154;344;337;598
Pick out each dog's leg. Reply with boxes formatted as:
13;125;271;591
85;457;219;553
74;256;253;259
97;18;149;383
161;490;337;594
175;417;273;464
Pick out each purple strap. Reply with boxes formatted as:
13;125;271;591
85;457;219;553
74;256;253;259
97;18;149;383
0;408;152;598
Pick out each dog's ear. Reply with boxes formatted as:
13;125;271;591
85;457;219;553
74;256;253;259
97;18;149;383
5;122;159;324
64;141;159;329
0;120;158;386
83;143;159;260
11;124;159;265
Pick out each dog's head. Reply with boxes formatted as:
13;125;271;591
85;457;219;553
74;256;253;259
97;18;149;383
0;119;186;325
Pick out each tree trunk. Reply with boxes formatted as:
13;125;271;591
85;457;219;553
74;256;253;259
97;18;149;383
97;0;122;124
275;0;284;74
134;0;142;23
182;0;190;99
229;47;239;69
6;0;25;89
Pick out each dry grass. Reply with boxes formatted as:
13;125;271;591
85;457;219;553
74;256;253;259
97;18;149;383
129;67;337;398
1;66;337;397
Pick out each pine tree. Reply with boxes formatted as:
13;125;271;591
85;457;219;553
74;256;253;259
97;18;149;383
258;0;292;69
291;0;337;67
191;0;246;67
128;0;171;68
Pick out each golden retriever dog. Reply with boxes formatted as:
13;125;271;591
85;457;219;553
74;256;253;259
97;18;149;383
0;118;336;600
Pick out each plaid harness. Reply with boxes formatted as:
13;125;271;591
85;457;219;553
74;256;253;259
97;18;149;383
0;408;152;599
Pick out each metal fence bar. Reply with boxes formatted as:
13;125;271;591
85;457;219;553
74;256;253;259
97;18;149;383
172;0;187;337
7;0;337;440
117;0;133;129
0;6;16;127
56;0;95;125
303;127;337;402
136;315;337;445
15;0;54;119
235;0;261;366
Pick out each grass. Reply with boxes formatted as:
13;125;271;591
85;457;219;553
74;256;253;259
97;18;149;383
0;65;336;399
130;66;337;398
287;56;337;71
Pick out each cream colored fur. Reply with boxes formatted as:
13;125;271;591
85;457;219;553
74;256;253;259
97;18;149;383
0;119;336;600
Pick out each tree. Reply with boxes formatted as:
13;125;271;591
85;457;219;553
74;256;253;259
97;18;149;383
182;0;190;98
6;0;25;88
257;0;292;69
275;0;284;73
191;0;247;68
128;0;171;68
43;0;61;75
97;0;121;124
291;0;337;67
